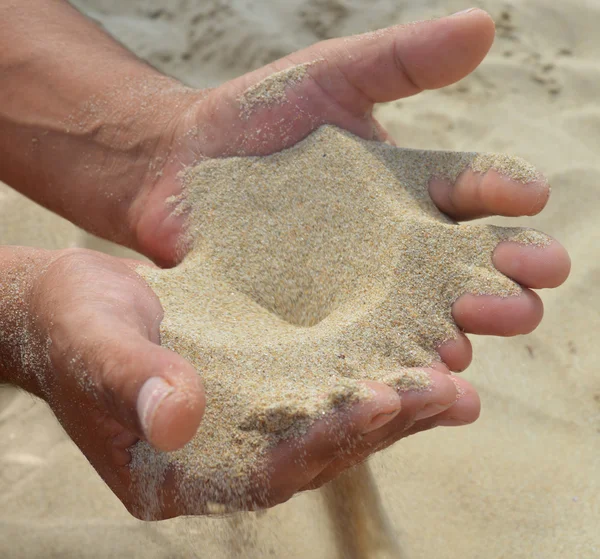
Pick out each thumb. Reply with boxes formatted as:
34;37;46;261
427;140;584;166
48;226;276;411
325;7;496;102
77;322;205;453
236;8;495;110
204;9;495;157
132;340;205;452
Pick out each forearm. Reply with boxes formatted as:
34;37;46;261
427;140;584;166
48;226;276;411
0;245;56;396
0;1;191;246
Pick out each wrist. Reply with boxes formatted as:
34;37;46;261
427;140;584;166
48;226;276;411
0;247;56;397
0;1;200;253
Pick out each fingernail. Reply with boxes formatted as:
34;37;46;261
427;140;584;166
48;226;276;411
436;418;469;427
450;8;478;17
137;377;175;440
414;402;451;421
449;375;466;400
362;408;402;434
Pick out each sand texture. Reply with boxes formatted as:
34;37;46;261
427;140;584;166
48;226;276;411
132;125;545;514
0;0;598;557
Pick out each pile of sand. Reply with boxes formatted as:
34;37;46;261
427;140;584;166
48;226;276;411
133;124;545;516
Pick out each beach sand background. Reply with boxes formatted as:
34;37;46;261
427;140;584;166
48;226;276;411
0;0;598;557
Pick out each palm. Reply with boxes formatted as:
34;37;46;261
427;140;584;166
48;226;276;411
35;250;473;519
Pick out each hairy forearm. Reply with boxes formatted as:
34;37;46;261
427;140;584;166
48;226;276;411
0;0;191;247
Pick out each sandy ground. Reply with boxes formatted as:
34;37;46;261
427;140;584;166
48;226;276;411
1;0;598;557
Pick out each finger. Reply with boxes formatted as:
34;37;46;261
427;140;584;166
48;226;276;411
257;381;404;506
493;238;571;289
109;428;139;467
372;117;397;145
273;8;495;112
380;375;479;440
452;289;544;336
428;167;550;221
299;370;461;491
436;331;473;372
314;8;495;107
433;382;482;427
372;376;480;442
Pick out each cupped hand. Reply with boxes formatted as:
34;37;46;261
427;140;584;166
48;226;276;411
12;248;476;518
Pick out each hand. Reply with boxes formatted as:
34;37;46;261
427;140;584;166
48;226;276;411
0;6;570;519
0;247;476;518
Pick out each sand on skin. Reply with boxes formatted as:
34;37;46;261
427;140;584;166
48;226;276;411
131;123;546;517
0;0;598;557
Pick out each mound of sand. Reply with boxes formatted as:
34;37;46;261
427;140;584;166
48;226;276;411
133;125;545;516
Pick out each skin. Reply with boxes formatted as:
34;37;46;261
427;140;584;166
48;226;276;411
0;3;570;518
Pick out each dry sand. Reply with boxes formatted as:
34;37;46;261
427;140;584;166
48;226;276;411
0;0;599;557
132;124;545;516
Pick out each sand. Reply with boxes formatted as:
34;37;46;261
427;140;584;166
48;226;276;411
0;0;598;557
131;124;545;516
239;62;317;118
